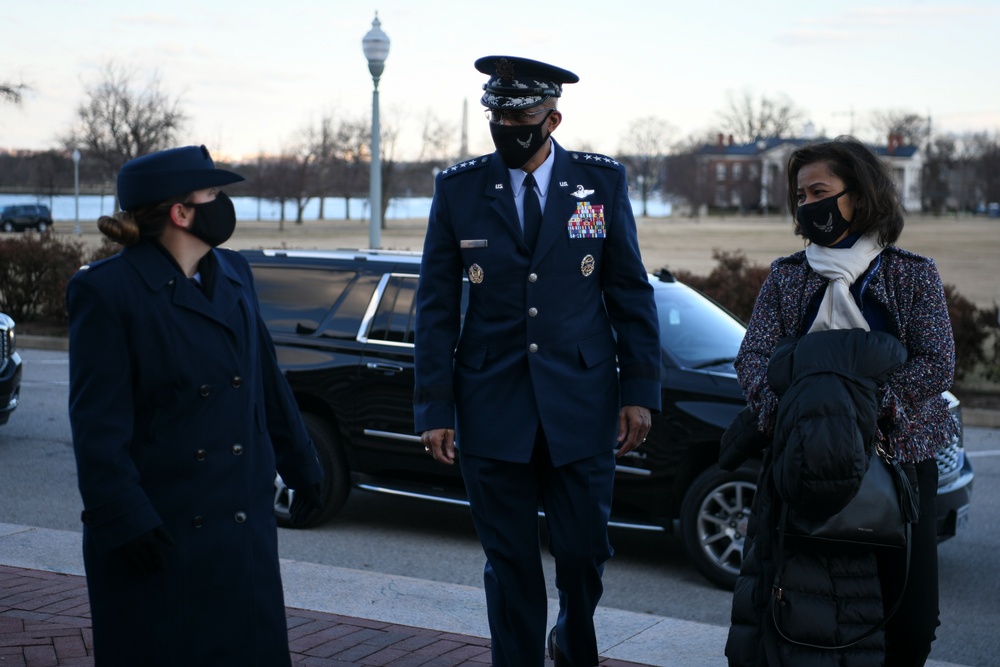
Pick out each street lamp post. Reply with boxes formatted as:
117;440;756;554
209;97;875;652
363;13;390;249
71;149;81;235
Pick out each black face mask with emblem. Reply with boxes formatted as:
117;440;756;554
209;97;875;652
796;190;852;247
489;111;553;169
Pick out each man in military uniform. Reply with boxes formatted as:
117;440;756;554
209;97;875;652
414;56;661;667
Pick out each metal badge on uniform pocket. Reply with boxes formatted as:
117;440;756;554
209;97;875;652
567;202;606;239
580;254;595;277
460;239;488;248
468;263;484;283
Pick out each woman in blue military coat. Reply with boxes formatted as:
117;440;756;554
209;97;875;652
66;146;323;666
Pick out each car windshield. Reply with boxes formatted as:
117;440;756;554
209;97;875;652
654;282;746;370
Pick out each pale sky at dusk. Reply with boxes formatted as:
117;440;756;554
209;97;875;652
3;0;998;162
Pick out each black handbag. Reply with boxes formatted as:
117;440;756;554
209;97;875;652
769;444;920;651
784;444;919;548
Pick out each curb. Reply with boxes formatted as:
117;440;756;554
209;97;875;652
18;334;68;351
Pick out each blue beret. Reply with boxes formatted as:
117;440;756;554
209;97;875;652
116;145;244;211
475;56;579;110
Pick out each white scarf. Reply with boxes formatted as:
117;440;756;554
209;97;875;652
805;234;884;333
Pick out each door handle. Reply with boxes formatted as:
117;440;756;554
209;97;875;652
366;362;405;374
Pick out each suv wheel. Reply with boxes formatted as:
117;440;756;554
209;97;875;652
36;221;48;233
274;412;350;528
680;463;757;590
1;221;12;233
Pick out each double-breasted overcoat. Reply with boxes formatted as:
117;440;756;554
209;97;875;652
67;241;322;666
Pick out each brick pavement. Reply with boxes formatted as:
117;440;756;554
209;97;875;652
0;565;649;666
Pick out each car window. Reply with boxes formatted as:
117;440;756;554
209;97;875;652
254;267;357;336
363;274;469;347
655;284;746;369
368;275;418;344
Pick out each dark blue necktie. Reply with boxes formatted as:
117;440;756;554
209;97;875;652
522;173;542;250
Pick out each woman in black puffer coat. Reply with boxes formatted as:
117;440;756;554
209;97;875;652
724;137;958;667
727;329;906;666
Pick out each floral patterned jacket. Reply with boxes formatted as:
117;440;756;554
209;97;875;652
735;245;958;463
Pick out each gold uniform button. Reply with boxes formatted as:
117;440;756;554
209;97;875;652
528;308;538;317
529;343;539;353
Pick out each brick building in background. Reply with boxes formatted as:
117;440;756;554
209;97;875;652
689;128;923;215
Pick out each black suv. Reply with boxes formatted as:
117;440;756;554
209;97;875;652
243;248;973;589
1;204;53;232
0;312;22;426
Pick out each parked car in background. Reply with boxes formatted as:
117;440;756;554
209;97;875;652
0;313;22;426
1;204;52;232
243;248;974;589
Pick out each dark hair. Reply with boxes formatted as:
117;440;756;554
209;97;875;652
785;136;904;246
97;193;189;247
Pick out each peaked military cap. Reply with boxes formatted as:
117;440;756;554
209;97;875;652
117;145;244;211
475;55;579;110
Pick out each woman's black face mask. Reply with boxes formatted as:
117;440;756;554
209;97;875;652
183;191;237;247
796;190;852;246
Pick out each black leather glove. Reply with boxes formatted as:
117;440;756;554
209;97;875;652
114;525;175;575
289;483;323;528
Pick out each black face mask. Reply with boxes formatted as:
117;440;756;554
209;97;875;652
489;110;553;169
183;191;237;247
796;190;852;247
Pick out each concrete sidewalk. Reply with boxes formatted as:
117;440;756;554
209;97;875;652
0;524;972;667
0;523;725;666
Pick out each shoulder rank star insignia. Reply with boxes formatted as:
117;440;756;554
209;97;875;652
468;263;485;284
580;254;596;277
572;184;595;199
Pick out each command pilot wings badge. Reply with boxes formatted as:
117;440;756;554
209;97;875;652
571;184;595;198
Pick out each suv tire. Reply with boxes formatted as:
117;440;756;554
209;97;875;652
274;412;350;528
680;462;758;589
1;221;12;233
36;221;48;233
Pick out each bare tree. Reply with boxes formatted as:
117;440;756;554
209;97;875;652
619;117;675;217
717;89;802;143
301;114;340;219
415;111;457;165
870;110;929;146
376;120;400;228
327;113;400;226
950;133;987;212
29;150;70;209
332;118;370;220
252;155;304;229
1;81;27;104
923;135;955;214
268;145;314;224
974;132;1000;206
665;135;713;217
62;62;186;194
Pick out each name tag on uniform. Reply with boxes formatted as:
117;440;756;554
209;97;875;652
460;239;488;248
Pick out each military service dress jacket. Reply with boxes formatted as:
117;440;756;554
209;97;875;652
414;140;661;467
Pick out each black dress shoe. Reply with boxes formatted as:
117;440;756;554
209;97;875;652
548;626;569;667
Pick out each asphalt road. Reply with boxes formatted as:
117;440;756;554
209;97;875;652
2;348;998;666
